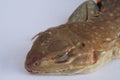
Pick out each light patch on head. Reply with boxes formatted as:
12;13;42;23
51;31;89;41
105;38;112;41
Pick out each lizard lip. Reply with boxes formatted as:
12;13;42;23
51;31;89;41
24;65;32;73
25;63;39;74
25;57;39;74
25;63;33;73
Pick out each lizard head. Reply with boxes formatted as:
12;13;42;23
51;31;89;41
25;31;98;75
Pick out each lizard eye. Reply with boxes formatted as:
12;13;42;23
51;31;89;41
55;52;69;63
81;43;86;47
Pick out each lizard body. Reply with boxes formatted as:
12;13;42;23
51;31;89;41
25;0;120;75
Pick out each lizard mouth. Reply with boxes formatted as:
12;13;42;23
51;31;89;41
25;51;72;74
25;48;98;74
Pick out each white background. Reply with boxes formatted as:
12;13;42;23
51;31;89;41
0;0;120;80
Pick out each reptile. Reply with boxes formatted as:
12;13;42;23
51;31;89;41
25;0;120;75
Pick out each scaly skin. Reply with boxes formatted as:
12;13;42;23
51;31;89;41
25;0;120;75
68;0;99;23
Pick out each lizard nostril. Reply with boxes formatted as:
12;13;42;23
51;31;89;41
34;61;40;66
31;56;41;66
